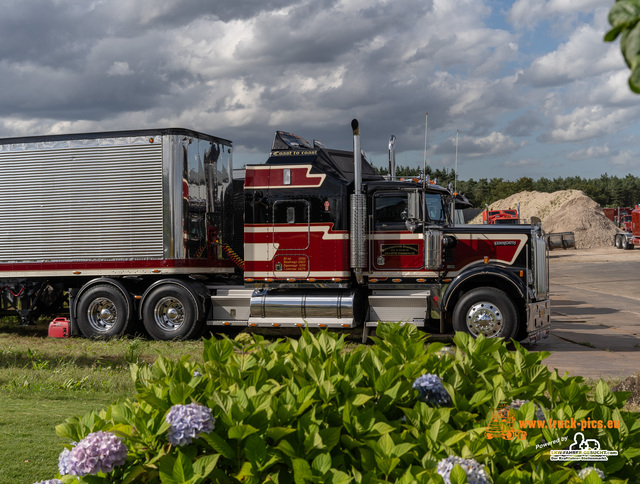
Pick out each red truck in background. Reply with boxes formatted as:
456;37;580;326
614;206;640;250
604;207;632;232
483;205;520;225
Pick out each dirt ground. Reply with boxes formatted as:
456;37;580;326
547;245;640;407
549;245;640;263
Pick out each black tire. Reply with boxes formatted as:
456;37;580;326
76;284;131;339
142;284;204;341
615;235;623;249
452;287;518;340
623;237;634;250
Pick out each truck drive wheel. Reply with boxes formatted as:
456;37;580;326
142;284;204;341
452;287;517;340
623;237;634;250
76;284;131;339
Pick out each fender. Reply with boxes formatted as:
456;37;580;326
138;278;206;321
441;264;527;313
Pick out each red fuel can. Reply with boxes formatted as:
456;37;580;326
48;317;70;338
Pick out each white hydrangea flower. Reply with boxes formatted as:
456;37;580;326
577;467;606;480
437;455;490;484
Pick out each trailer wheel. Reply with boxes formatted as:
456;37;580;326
615;235;623;249
452;287;517;340
142;284;203;341
76;284;130;339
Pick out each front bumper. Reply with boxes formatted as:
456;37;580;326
527;298;550;343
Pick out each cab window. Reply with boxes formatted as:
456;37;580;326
374;193;407;231
425;193;445;224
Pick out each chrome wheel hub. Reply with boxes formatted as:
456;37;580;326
87;298;118;332
466;301;503;337
154;297;185;331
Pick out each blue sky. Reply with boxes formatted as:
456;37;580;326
0;0;635;181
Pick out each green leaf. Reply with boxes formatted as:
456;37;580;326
377;433;395;456
201;432;236;460
312;453;332;475
328;469;352;484
265;426;296;442
193;454;220;479
245;434;268;465
582;469;604;484
228;424;259;440
169;382;194;405
292;458;313;484
319;427;341;450
205;338;234;364
449;464;468;484
594;380;616;406
352;393;374;406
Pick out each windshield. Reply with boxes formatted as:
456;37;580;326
425;193;446;224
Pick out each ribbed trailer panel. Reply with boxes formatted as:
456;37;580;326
0;140;164;262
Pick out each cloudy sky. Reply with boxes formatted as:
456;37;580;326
0;0;636;181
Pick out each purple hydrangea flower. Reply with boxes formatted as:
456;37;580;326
33;480;64;484
412;374;452;407
577;467;606;480
58;446;72;475
165;402;215;446
436;346;457;358
437;456;490;484
66;431;128;476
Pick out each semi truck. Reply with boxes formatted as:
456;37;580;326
604;207;632;232
483;205;520;225
614;205;640;250
0;122;551;343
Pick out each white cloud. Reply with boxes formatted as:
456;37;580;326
107;61;134;76
502;158;544;168
509;0;610;30
525;24;621;87
566;144;611;160
543;104;636;142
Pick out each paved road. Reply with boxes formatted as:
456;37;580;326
524;248;640;380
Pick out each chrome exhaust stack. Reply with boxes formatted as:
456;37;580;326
388;135;396;181
350;119;366;284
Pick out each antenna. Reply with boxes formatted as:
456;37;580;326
454;129;459;195
423;112;428;189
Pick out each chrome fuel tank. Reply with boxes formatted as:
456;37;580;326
248;289;365;328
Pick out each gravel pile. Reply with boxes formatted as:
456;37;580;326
470;190;619;249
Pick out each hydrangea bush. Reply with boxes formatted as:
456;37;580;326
41;324;639;483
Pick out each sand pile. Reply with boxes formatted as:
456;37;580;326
470;190;619;249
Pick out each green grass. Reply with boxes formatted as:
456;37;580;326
0;391;119;483
0;318;207;484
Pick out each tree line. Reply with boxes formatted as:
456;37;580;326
375;165;640;209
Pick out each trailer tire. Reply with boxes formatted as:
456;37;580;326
452;287;517;340
615;235;623;249
142;284;203;341
76;284;131;339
